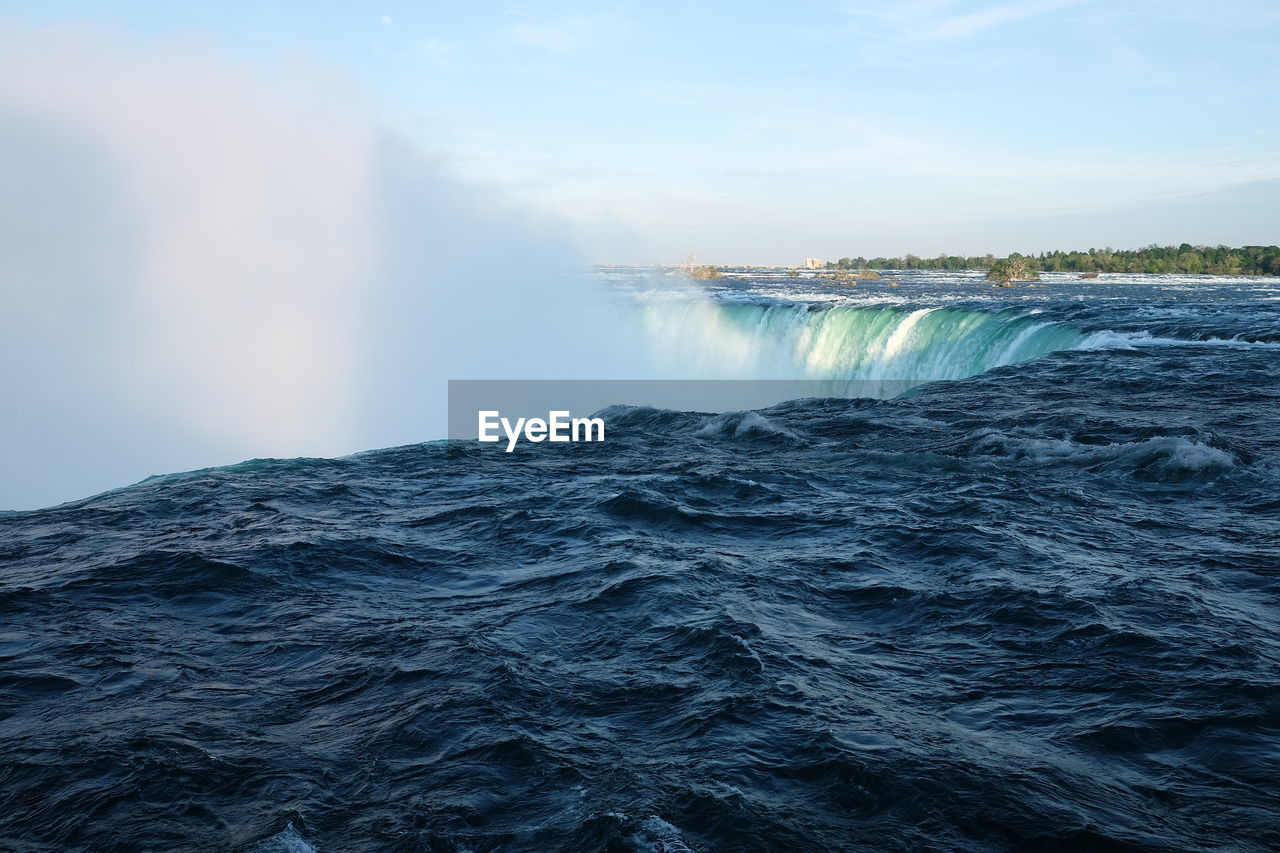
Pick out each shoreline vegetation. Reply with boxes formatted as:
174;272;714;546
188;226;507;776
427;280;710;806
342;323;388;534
827;244;1280;276
671;244;1279;279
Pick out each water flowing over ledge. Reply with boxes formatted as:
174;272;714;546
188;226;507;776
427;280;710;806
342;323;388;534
640;302;1090;382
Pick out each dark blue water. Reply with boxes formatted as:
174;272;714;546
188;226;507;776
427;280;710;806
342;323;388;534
2;273;1278;851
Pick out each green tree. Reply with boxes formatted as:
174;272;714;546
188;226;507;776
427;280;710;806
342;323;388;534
986;256;1040;281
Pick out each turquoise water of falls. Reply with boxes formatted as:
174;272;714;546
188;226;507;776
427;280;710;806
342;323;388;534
640;301;1090;382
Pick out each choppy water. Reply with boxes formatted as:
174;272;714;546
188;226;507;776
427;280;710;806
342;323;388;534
2;271;1279;851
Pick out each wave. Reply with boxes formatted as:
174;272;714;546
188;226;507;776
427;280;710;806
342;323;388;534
962;431;1238;481
634;816;697;853
693;411;798;441
253;823;317;853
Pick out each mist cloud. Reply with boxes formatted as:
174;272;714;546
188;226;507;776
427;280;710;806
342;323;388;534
0;23;622;510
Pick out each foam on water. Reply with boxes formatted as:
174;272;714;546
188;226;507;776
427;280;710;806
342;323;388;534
254;823;318;853
1082;329;1280;349
694;411;798;440
634;816;697;853
966;432;1238;480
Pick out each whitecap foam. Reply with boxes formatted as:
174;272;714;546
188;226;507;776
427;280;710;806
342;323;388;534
633;816;697;853
254;823;318;853
1114;437;1237;478
969;432;1236;479
1082;330;1280;350
694;410;798;440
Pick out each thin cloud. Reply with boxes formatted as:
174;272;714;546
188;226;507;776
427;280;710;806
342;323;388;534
417;37;458;69
503;13;624;52
928;0;1088;40
848;0;1090;43
723;166;805;178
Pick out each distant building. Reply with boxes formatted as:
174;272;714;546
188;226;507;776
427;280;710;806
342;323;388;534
804;258;824;269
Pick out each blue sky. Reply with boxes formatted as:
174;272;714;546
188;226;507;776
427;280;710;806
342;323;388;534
7;0;1279;263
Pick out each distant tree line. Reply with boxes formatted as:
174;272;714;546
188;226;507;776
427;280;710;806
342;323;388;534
826;244;1280;276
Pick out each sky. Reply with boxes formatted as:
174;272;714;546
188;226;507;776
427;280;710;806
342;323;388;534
5;0;1278;265
0;2;1277;509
